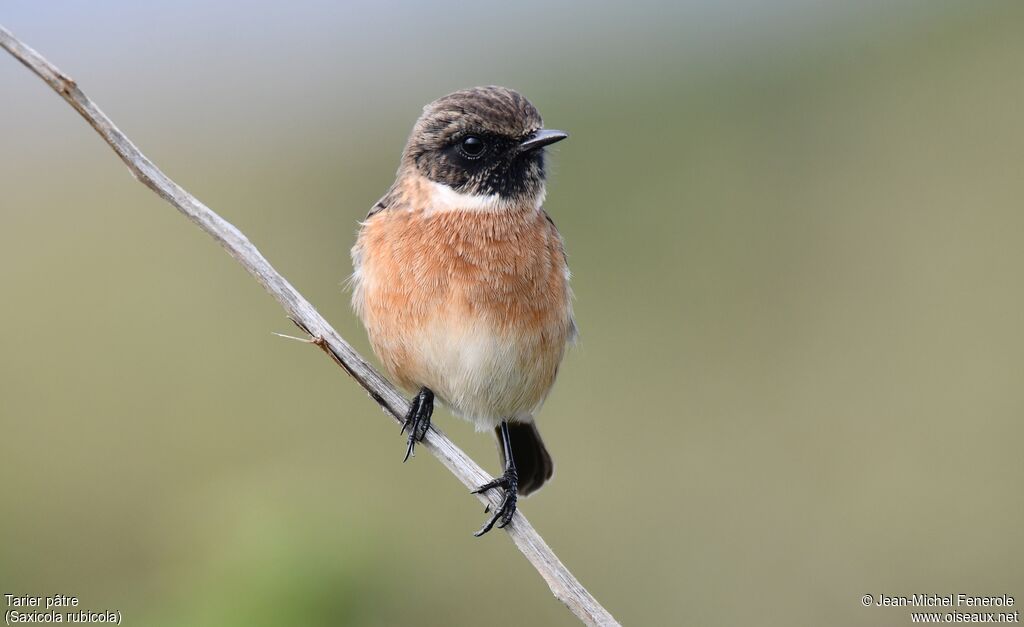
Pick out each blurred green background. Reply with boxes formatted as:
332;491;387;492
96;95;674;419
2;2;1022;625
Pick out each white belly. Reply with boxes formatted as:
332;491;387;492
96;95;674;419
412;315;557;430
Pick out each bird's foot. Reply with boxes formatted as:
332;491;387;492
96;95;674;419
401;388;433;462
472;466;518;536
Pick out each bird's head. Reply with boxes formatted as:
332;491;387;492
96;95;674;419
400;86;567;210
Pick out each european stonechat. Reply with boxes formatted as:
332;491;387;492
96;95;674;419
350;86;574;535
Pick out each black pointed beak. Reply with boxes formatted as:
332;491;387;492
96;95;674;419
518;129;568;153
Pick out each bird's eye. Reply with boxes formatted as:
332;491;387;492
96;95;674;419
458;136;487;159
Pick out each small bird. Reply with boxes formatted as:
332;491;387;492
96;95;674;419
350;86;574;535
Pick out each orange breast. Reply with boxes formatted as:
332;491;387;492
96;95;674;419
351;202;574;426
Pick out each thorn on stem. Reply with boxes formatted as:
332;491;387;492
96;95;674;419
271;331;314;343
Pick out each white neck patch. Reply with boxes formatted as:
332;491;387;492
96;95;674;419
424;180;545;214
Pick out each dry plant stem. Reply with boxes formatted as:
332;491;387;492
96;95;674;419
1;24;620;627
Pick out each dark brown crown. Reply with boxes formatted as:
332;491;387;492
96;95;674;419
411;86;543;150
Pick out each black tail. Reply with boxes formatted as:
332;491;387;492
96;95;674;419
497;422;554;497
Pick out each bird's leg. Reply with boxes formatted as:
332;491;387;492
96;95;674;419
472;420;518;536
401;387;434;462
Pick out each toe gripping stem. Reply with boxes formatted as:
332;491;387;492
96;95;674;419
472;421;519;536
402;388;433;462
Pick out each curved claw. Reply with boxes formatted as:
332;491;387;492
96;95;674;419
402;388;434;462
473;468;518;536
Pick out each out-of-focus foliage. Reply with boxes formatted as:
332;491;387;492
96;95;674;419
2;2;1022;625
